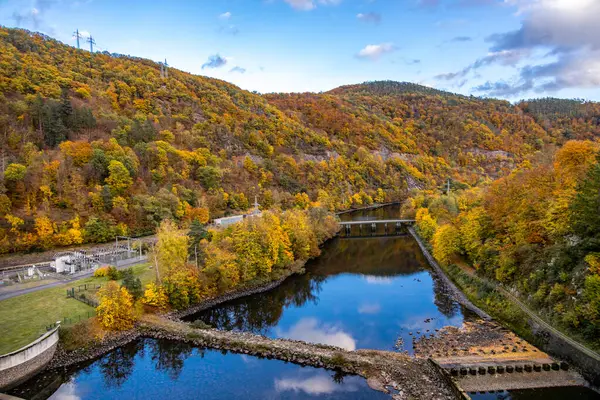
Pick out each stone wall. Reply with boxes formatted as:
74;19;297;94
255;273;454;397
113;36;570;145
0;326;59;390
408;227;491;320
528;319;600;387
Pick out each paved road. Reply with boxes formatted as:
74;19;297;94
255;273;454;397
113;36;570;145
0;257;148;302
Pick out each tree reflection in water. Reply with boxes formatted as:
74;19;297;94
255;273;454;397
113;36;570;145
188;231;466;350
99;340;145;388
149;339;195;380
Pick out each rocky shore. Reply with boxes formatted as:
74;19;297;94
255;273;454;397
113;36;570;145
170;268;300;320
50;329;141;369
139;315;456;400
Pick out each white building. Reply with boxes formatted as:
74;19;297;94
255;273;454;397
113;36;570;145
214;196;262;227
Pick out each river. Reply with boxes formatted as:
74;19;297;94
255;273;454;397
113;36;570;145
8;205;467;399
184;204;467;353
12;205;596;399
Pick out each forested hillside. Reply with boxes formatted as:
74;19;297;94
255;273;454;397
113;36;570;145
408;140;600;346
0;27;599;255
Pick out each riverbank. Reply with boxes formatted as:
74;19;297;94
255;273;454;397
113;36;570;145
407;227;490;321
170;261;304;320
409;227;600;389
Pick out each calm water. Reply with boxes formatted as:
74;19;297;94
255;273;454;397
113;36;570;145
11;205;467;399
10;339;388;400
186;205;467;352
469;387;600;400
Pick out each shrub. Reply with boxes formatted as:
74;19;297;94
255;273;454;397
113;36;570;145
142;282;169;310
121;268;143;299
330;353;349;368
96;281;136;330
106;266;121;280
93;266;109;277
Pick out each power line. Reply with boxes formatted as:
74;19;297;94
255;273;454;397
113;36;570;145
87;35;96;53
159;58;169;79
73;29;83;49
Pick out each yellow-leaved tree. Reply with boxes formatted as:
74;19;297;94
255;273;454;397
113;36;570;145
432;224;461;265
142;282;169;309
416;207;438;241
96;281;136;330
155;219;189;279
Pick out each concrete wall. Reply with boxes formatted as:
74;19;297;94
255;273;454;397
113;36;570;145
528;319;600;387
0;326;59;390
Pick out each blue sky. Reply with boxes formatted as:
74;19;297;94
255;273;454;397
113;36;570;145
1;0;599;100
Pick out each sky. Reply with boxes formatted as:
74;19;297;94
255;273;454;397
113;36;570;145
0;0;599;101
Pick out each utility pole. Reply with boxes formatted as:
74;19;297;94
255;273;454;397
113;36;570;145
151;243;161;284
73;29;82;49
164;58;169;78
87;35;96;53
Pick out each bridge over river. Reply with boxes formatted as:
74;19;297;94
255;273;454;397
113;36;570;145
338;219;415;236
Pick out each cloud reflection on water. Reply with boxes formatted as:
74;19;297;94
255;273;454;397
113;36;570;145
275;374;358;395
358;302;381;314
276;318;356;350
362;275;393;285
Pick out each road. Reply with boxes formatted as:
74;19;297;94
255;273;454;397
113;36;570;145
497;285;600;362
452;256;600;362
0;257;148;302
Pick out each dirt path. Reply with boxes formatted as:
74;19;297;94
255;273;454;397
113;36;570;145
451;257;600;363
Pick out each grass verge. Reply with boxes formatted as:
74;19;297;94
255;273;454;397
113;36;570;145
0;263;151;354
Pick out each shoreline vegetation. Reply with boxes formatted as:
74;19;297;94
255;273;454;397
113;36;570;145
404;142;600;353
8;202;596;395
0;202;387;355
56;206;340;351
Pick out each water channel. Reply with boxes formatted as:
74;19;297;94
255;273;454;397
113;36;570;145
185;204;467;353
10;205;597;399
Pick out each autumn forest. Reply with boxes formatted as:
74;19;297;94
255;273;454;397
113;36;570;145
1;27;600;345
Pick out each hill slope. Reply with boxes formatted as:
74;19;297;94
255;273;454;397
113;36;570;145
0;26;599;254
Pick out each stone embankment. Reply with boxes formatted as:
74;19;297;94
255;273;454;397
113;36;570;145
407;227;490;320
171;268;299;319
139;315;455;400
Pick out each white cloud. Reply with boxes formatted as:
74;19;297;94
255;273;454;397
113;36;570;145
276;318;356;350
356;12;381;24
283;0;342;11
219;11;231;19
356;43;397;60
438;0;600;97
